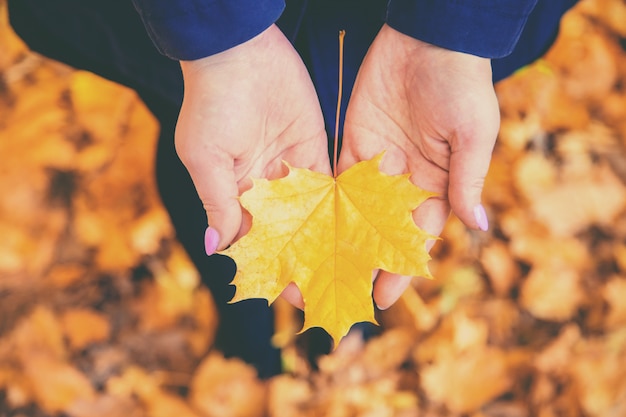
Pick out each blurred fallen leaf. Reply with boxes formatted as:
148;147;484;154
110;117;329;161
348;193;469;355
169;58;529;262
268;375;312;417
578;0;626;36
534;324;581;376
480;240;521;297
11;305;66;361
571;338;626;417
23;352;96;414
546;11;619;102
420;346;529;413
602;276;626;329
520;263;585;321
530;165;626;237
66;394;143;417
61;308;111;351
107;366;200;417
190;352;266;417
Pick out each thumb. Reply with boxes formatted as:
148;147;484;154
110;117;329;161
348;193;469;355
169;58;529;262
447;128;498;232
180;150;243;255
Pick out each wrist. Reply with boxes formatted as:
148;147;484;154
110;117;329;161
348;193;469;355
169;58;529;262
180;24;279;76
378;24;492;80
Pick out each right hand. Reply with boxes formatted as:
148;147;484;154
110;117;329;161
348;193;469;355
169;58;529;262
339;25;500;309
176;24;331;255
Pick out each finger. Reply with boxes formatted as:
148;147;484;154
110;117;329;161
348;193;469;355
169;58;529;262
373;273;413;310
280;283;304;310
447;129;497;231
446;90;500;230
178;147;243;253
281;129;333;176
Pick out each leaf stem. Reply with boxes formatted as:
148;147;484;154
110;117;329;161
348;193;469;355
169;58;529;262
333;30;346;178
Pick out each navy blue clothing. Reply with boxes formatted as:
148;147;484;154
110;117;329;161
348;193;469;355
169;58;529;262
8;0;576;377
132;0;285;60
132;0;546;60
386;0;538;58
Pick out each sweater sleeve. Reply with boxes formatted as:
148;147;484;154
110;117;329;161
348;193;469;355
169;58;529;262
386;0;538;58
131;0;285;61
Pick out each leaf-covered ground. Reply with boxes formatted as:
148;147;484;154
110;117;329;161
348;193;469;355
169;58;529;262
1;0;626;416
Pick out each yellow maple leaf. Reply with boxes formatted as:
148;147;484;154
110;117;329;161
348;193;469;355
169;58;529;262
221;153;436;344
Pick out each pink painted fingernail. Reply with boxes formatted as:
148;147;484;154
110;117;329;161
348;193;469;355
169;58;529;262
473;204;489;231
204;227;220;256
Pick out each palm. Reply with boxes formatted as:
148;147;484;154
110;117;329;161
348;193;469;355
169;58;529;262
176;25;331;248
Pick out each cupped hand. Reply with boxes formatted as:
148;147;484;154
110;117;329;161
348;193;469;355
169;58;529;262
339;24;500;310
176;24;331;257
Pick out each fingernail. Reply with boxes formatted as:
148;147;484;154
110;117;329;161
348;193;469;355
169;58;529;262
376;302;391;311
204;227;220;256
473;204;489;232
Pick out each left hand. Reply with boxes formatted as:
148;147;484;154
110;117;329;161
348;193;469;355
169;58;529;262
339;24;500;309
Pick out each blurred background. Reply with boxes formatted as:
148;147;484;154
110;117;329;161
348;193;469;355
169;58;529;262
1;0;626;416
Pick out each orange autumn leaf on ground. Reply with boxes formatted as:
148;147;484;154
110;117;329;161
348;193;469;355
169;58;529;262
221;153;436;344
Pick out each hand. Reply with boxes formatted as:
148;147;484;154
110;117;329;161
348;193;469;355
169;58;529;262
339;24;500;309
176;25;331;256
